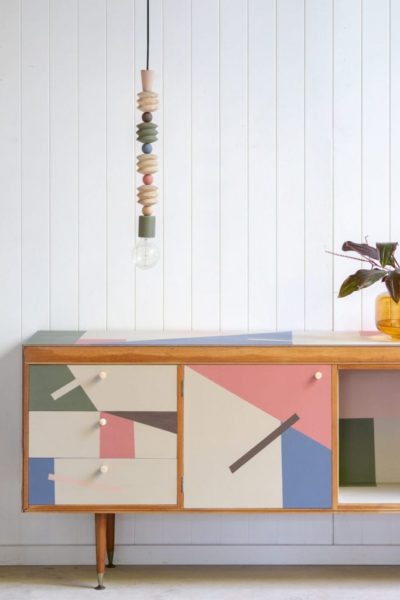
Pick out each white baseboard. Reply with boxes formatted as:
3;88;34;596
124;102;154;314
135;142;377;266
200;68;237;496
2;545;400;566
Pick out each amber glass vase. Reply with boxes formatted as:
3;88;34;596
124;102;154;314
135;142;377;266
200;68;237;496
375;292;400;338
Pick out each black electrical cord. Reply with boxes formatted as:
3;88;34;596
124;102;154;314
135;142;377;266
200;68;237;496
146;0;150;70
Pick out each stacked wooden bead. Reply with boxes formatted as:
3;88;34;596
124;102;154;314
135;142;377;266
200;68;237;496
136;70;158;239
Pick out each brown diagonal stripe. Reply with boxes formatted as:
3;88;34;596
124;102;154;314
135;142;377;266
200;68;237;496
107;411;177;434
229;413;300;474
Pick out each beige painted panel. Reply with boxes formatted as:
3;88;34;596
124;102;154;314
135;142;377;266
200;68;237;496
135;422;177;459
68;365;177;411
183;368;282;508
374;418;400;483
29;412;100;458
54;458;177;505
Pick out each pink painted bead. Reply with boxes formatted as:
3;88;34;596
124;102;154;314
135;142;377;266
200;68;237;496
143;174;153;185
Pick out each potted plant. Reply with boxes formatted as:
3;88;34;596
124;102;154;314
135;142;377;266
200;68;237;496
336;241;400;338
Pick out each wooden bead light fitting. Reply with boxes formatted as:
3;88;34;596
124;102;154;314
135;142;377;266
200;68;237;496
136;68;159;239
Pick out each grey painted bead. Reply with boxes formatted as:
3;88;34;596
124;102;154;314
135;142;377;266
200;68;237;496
142;143;153;154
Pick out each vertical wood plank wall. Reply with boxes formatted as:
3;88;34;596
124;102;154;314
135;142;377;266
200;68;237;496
1;0;400;565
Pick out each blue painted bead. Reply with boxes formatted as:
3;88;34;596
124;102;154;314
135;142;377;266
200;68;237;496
142;143;153;154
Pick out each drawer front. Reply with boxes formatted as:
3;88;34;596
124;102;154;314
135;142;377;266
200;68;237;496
27;364;178;506
29;459;177;506
183;364;332;509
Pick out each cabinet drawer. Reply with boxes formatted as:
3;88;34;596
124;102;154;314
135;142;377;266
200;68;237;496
27;364;178;507
29;458;177;506
29;364;177;411
183;364;332;509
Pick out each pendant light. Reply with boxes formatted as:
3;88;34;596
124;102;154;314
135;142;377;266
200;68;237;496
134;0;159;269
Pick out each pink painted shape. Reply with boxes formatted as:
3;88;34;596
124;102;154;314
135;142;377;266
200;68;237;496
340;370;400;418
100;412;135;458
189;365;331;449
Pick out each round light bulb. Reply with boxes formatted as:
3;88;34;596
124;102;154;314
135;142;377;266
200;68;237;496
134;238;159;269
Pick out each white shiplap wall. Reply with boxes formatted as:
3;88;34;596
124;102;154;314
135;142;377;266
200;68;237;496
1;0;400;565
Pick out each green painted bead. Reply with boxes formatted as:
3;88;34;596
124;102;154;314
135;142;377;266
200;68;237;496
137;134;158;143
136;121;158;143
137;122;157;132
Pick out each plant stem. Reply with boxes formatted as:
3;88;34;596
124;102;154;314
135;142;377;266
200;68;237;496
325;250;383;269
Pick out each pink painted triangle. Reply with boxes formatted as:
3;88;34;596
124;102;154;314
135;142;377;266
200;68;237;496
189;365;331;449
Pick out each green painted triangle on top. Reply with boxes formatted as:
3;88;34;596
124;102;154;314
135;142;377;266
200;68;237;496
29;365;97;411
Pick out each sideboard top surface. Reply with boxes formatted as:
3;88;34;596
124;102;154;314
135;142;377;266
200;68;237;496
23;330;400;347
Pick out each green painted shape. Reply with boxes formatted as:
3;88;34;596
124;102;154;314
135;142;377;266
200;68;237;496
29;365;97;411
339;418;376;486
25;331;85;345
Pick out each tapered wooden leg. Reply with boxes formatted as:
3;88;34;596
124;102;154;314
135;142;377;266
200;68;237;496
106;513;116;568
95;513;107;590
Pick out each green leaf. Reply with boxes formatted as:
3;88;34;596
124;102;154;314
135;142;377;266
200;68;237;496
338;269;387;298
385;269;400;303
342;241;379;260
376;242;398;267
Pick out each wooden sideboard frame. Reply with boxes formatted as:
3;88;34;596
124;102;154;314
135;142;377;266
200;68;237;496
23;345;400;513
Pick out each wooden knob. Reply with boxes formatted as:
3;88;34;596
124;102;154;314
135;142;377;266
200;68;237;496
99;418;107;427
100;465;108;474
314;371;323;380
99;371;107;380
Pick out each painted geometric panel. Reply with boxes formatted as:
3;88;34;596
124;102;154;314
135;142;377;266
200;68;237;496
134;422;177;459
184;366;332;509
24;329;400;347
29;458;55;505
374;418;400;483
53;459;177;505
30;412;99;458
68;365;177;411
29;366;96;411
184;368;283;509
340;370;400;418
189;364;331;449
339;371;400;486
99;412;177;459
26;331;85;345
282;429;331;508
28;365;178;506
100;412;135;459
339;418;376;486
107;411;177;433
103;331;293;346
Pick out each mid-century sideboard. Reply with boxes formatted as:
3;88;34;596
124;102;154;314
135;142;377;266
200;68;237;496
23;329;400;589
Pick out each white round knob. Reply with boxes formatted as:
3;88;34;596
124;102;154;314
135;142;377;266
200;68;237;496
100;465;108;474
99;371;107;380
99;418;107;427
314;371;323;380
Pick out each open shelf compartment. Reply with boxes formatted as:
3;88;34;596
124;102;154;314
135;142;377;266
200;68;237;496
338;368;400;507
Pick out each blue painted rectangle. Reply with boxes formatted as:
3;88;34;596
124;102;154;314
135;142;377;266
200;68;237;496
29;458;55;505
128;331;293;347
282;428;331;509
